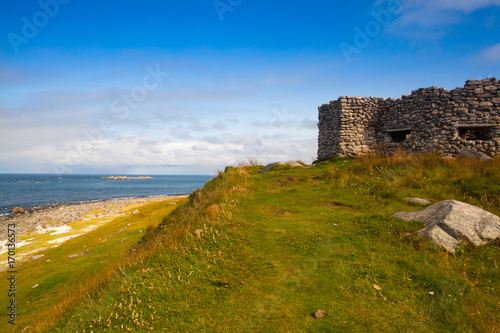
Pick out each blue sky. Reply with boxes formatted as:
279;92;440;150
0;0;499;175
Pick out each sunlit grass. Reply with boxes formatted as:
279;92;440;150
45;154;499;332
8;154;500;332
0;197;185;333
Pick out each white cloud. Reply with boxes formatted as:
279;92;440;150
0;49;331;174
190;120;209;132
0;123;318;174
211;121;227;130
480;43;500;62
169;126;192;140
300;118;318;130
386;0;500;38
428;0;500;13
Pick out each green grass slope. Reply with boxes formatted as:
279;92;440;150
0;198;184;333
42;155;500;332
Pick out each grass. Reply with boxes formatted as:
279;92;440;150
0;197;184;333
6;154;500;332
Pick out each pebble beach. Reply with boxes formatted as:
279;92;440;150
0;195;186;247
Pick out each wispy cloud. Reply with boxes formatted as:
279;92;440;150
211;120;227;130
300;118;318;130
169;126;192;140
386;0;500;38
427;0;500;13
479;43;500;62
0;66;30;84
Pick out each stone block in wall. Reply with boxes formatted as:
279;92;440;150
480;102;493;107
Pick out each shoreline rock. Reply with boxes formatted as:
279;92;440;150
11;207;25;214
0;195;186;243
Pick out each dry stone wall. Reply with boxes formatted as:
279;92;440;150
318;78;500;159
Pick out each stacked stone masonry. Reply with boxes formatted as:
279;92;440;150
317;78;500;159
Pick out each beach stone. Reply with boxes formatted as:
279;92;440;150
38;216;52;223
314;309;326;319
12;207;25;214
392;200;500;253
405;197;431;205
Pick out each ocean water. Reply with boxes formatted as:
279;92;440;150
0;174;213;216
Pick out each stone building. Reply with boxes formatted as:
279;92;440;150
317;78;500;159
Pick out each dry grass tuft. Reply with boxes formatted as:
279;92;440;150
207;204;220;219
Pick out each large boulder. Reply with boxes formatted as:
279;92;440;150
392;200;500;253
460;147;493;161
260;161;304;174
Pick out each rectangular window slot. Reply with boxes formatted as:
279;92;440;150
457;125;493;141
387;129;412;143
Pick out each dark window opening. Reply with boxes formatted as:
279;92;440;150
458;126;493;141
388;130;411;143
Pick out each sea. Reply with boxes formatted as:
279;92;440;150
0;174;213;216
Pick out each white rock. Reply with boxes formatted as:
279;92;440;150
392;200;500;253
460;148;493;161
405;197;431;205
259;161;304;174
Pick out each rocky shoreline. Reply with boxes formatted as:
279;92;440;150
0;195;186;240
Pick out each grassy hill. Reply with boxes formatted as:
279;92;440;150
7;154;500;332
0;198;185;333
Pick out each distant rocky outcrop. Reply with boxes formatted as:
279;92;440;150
392;200;500;253
100;176;153;180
